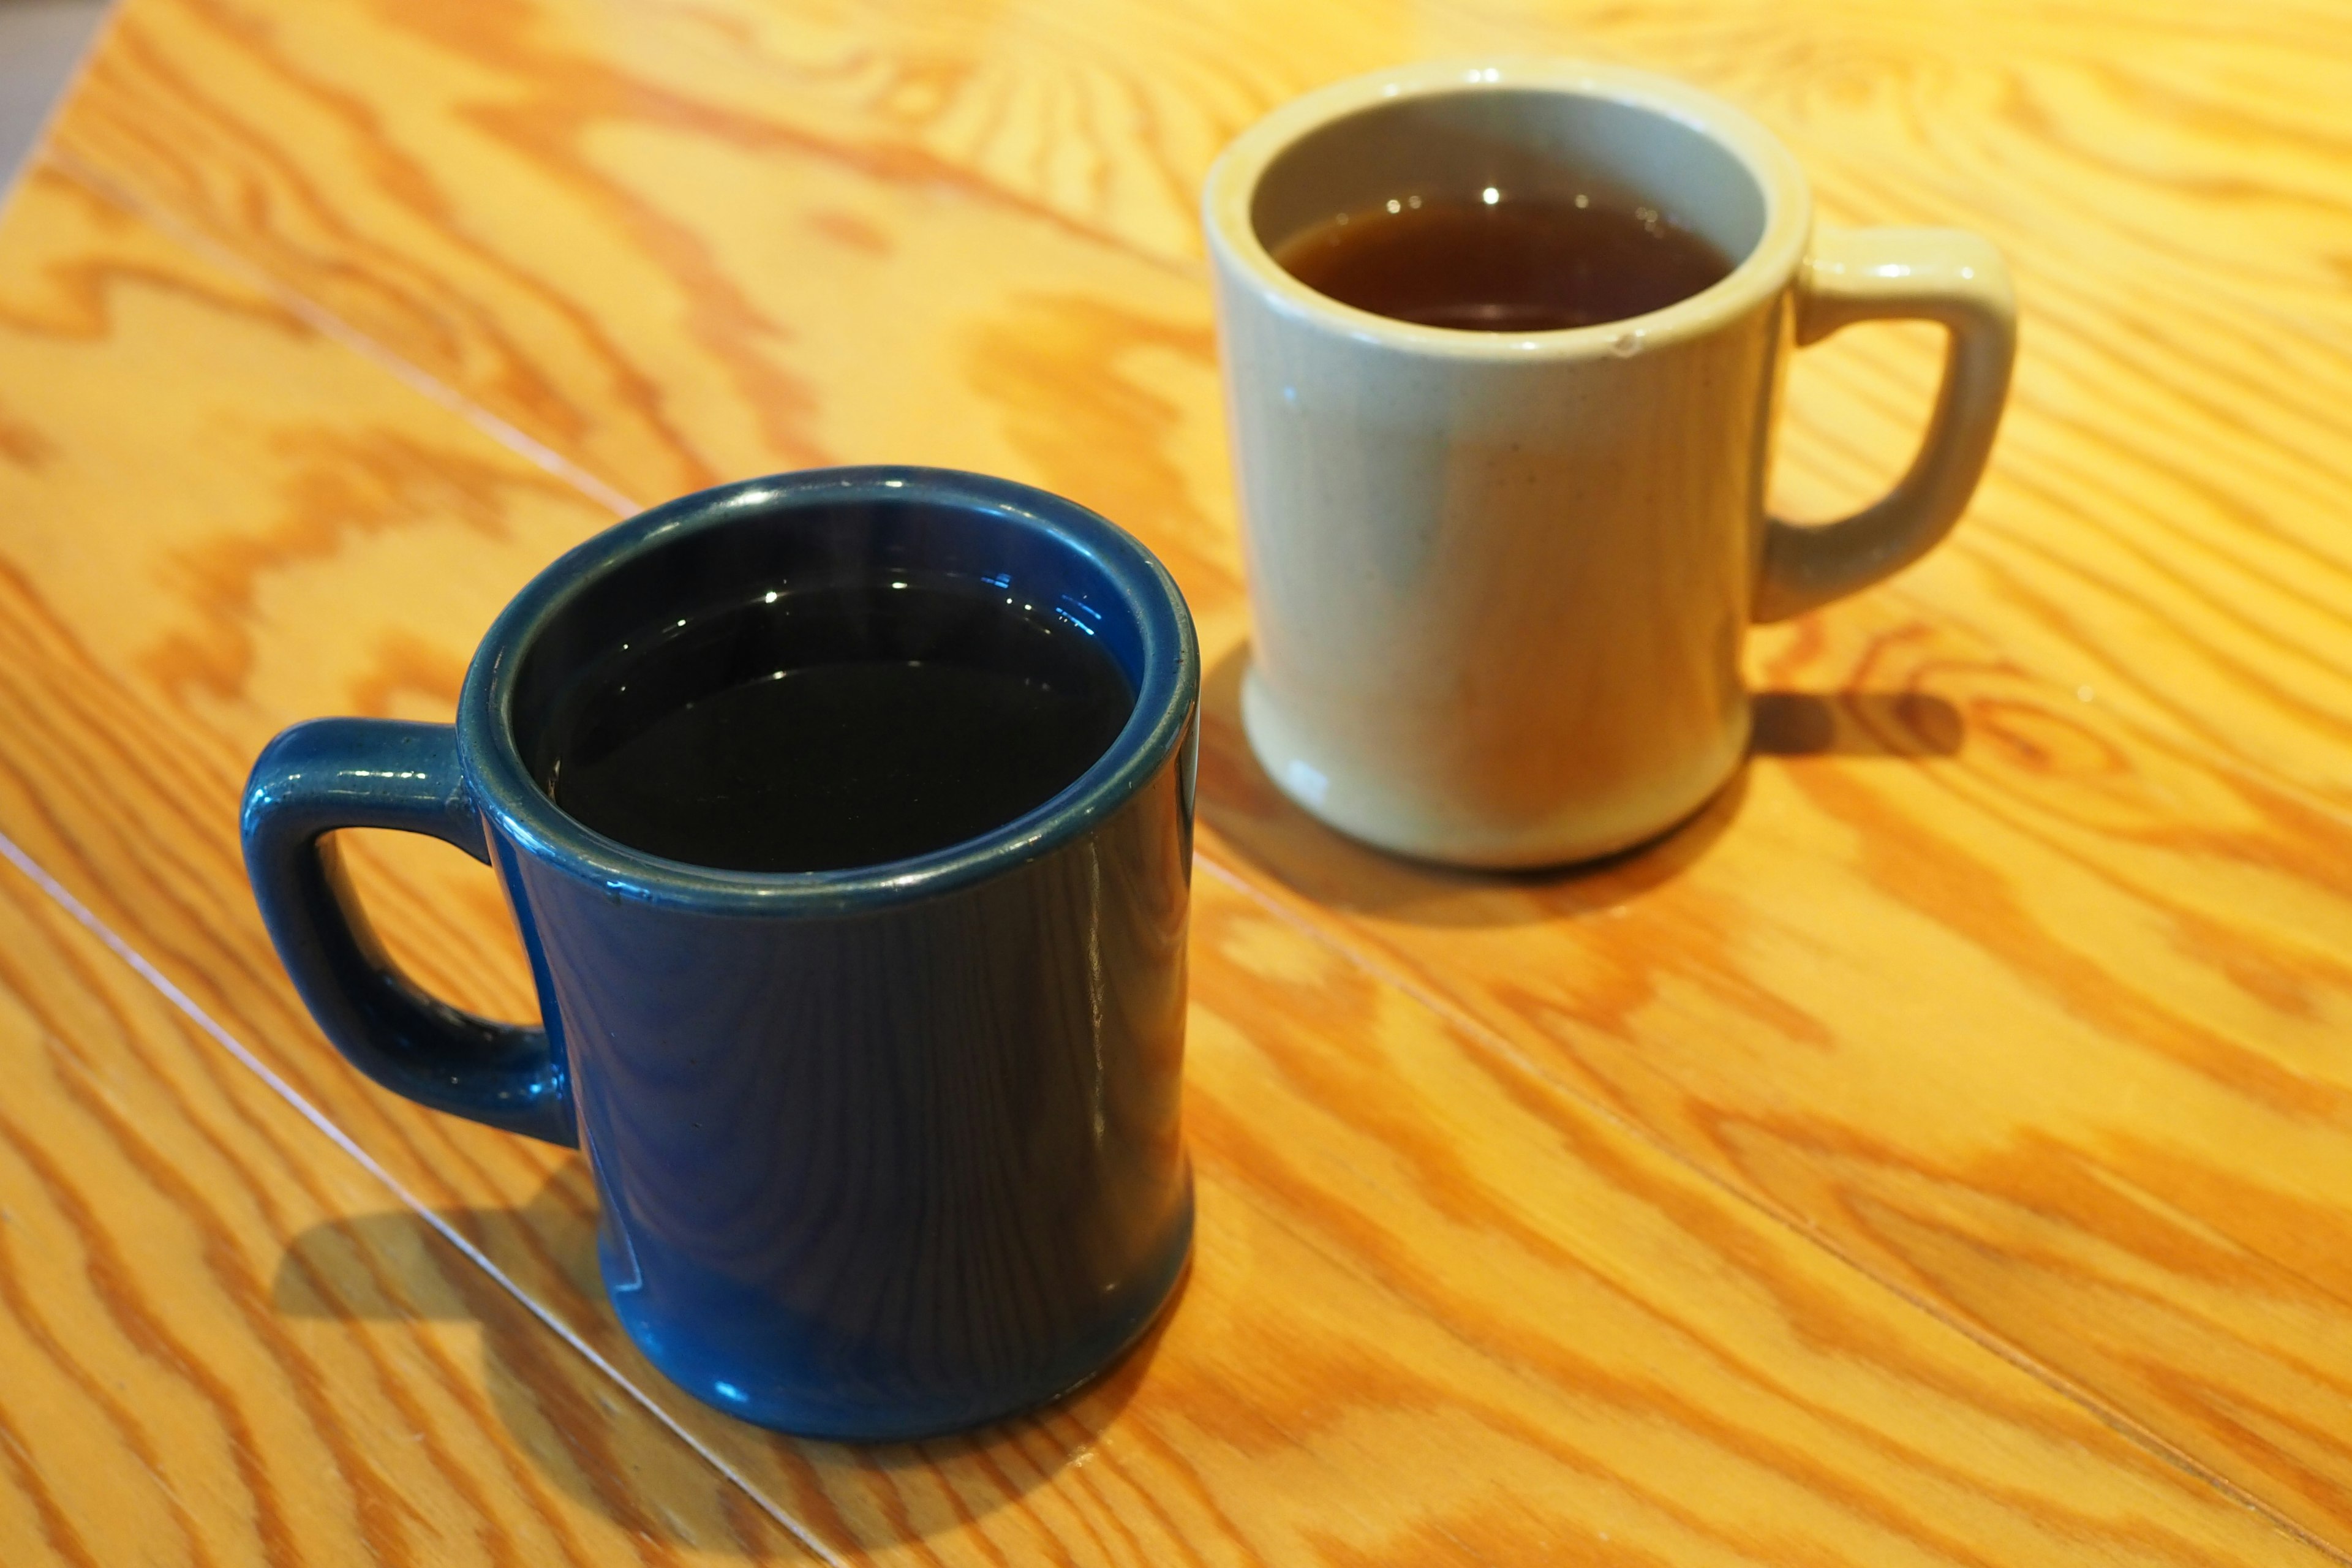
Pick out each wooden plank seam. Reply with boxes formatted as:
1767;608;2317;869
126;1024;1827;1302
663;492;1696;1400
24;107;2352;1562
43;145;645;521
0;823;857;1568
7;701;2342;1566
1193;856;2352;1567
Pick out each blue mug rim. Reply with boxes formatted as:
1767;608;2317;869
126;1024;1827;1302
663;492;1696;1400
455;466;1199;916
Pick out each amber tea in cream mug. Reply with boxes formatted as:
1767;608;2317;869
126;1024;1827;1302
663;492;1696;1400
1205;60;2015;866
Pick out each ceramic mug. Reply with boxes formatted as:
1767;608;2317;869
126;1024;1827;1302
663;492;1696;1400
1205;59;2016;866
241;468;1200;1440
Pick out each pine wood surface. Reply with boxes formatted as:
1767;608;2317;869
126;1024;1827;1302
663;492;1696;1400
2;168;2321;1568
0;830;822;1567
0;0;2348;1559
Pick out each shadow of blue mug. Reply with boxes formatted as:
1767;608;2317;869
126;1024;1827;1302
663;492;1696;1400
240;468;1200;1440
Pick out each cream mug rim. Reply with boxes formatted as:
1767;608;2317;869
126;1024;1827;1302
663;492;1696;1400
1202;58;1815;363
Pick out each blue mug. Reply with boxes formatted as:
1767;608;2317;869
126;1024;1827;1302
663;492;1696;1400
241;468;1199;1439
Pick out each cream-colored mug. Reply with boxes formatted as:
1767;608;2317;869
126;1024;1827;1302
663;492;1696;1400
1205;60;2015;866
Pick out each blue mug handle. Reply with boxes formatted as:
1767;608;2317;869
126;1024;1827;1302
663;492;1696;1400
240;718;576;1147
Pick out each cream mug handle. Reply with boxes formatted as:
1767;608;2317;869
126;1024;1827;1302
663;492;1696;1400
1752;227;2018;623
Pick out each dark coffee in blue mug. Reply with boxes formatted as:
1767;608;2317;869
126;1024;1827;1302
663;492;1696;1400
241;468;1199;1440
537;564;1139;872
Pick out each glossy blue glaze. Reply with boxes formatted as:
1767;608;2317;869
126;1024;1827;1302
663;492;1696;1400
240;718;575;1144
242;467;1199;1440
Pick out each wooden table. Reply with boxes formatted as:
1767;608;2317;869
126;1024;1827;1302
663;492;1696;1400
1;0;2347;1561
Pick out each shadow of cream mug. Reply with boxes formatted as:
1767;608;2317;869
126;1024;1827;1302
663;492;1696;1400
1205;60;2016;866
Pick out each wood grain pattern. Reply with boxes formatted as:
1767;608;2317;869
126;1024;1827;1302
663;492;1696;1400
0;151;2332;1564
0;837;821;1564
33;0;2352;1543
10;0;2352;1557
44;0;2352;811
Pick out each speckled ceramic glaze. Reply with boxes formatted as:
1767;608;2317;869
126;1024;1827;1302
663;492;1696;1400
242;469;1200;1441
1205;59;2015;866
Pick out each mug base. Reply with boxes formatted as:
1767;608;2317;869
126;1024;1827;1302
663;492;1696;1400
604;1182;1195;1443
1241;666;1747;869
